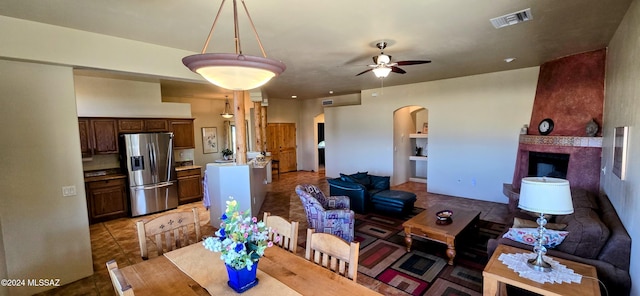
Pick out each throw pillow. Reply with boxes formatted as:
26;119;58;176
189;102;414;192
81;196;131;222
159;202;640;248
502;227;569;248
513;217;567;230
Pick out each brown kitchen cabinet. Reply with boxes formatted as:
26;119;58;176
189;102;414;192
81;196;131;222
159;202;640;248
117;119;145;133
170;119;195;149
144;119;169;132
85;177;128;224
79;118;119;156
176;167;202;204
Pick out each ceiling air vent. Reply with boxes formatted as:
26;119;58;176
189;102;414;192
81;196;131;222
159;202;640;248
322;99;334;106
490;8;532;29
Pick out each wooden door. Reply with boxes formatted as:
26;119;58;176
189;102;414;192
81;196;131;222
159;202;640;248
267;123;297;173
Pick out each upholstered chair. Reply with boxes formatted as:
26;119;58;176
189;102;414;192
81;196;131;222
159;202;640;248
295;184;355;242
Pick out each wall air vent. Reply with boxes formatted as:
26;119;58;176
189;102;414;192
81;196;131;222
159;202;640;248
322;99;334;106
490;8;532;29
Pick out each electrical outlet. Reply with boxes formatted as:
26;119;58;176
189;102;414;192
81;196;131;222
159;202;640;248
62;185;76;197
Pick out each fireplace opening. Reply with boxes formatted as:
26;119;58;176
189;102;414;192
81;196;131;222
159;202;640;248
527;152;570;179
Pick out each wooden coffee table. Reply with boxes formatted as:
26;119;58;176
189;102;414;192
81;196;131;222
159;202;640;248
402;207;480;265
483;244;600;296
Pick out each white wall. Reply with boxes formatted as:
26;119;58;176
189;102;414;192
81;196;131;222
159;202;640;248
299;98;327;171
325;67;539;203
75;76;191;118
265;98;302;169
393;107;416;185
602;0;640;294
0;60;93;295
0;16;201;82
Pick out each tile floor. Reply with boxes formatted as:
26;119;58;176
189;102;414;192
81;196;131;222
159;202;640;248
35;170;509;295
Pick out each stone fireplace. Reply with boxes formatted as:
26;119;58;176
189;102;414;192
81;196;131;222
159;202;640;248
504;49;605;212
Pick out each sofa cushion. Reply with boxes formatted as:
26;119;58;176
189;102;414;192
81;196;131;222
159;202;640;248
555;208;610;259
570;188;599;211
502;228;569;248
369;175;390;190
340;173;371;188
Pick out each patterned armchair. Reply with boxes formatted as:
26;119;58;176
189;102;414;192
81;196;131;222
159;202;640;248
295;184;355;242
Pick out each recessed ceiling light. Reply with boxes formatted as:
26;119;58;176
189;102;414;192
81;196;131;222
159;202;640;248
291;95;297;99
329;90;334;94
504;57;516;63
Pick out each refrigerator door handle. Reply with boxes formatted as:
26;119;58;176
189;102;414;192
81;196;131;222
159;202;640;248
133;181;175;191
148;142;157;181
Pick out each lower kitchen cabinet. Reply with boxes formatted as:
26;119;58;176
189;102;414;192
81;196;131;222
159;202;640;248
177;167;202;204
85;177;128;224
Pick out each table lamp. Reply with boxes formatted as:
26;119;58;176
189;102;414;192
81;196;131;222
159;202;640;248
518;177;573;272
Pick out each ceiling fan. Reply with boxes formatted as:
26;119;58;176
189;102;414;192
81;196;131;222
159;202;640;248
356;42;431;78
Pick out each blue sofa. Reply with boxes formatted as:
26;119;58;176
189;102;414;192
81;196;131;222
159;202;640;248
327;172;416;215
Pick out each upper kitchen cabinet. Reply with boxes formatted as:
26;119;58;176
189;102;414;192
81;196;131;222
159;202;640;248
80;118;119;156
92;119;119;154
170;119;195;149
144;119;169;132
79;119;92;158
117;119;144;133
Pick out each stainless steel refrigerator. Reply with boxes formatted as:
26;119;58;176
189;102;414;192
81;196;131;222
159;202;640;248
120;132;178;217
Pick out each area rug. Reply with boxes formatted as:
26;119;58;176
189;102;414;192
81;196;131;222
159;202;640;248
354;209;505;296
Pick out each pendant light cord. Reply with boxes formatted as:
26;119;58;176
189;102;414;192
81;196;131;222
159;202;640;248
200;0;268;58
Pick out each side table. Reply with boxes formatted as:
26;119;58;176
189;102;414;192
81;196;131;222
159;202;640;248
483;244;600;296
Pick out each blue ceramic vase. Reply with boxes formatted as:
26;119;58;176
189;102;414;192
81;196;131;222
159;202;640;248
225;261;259;293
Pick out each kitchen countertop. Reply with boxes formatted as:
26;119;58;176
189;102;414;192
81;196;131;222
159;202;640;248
175;165;202;171
84;174;126;183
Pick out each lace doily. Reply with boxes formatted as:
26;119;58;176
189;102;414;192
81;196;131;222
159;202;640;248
498;253;582;284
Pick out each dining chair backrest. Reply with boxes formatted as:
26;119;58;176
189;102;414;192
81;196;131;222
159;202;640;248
106;260;134;296
136;207;201;260
263;212;299;253
304;228;360;281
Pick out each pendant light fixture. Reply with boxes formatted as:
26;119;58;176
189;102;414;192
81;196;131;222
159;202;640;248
221;96;234;119
183;0;286;90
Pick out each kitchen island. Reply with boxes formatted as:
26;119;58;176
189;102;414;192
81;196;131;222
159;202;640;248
205;157;271;226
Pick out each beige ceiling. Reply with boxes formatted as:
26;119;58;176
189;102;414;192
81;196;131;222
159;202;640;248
0;0;633;100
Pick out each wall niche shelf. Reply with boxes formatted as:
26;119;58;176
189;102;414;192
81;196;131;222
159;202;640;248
409;134;428;183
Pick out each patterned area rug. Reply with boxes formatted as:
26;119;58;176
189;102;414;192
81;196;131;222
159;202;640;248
354;209;505;296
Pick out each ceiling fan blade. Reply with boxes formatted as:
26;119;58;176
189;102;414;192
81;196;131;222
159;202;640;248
391;66;406;74
356;68;374;76
396;60;431;66
372;56;378;64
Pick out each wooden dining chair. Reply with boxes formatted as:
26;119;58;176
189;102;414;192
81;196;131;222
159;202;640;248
106;260;134;296
263;212;299;253
136;207;201;260
305;228;360;281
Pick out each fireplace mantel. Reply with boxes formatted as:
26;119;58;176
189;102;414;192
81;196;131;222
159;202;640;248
519;135;602;148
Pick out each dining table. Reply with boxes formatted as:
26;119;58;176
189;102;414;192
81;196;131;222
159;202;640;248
119;242;382;296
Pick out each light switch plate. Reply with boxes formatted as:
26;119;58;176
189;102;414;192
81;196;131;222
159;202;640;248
62;185;77;197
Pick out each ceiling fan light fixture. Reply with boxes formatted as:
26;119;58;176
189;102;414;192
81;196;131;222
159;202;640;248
182;0;286;91
373;66;392;78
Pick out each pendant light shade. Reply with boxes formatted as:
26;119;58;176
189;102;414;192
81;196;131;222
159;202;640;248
221;97;234;119
183;0;286;91
183;53;285;90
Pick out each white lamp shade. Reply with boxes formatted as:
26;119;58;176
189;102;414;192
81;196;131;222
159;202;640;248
372;67;392;78
518;177;574;215
183;53;286;91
